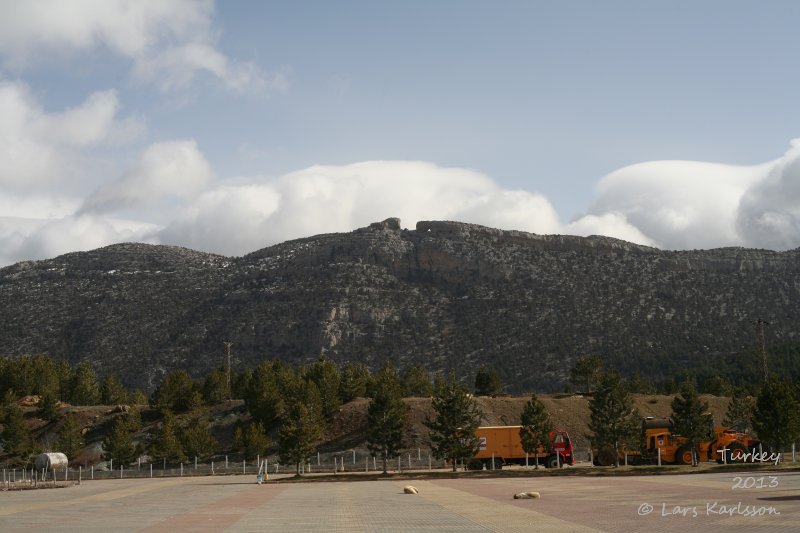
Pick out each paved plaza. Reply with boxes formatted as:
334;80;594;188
1;471;798;532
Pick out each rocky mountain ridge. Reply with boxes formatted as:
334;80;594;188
1;218;798;392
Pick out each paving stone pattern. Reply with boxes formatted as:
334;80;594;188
0;472;798;532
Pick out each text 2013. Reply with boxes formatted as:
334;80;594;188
731;476;779;490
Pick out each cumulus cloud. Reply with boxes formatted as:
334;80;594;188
0;0;280;93
577;159;771;250
159;161;577;256
736;140;800;250
0;80;141;190
6;139;800;268
0;214;156;267
566;213;656;247
80;140;212;216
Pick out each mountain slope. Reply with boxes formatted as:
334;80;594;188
1;218;798;391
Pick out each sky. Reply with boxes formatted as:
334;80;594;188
1;0;800;266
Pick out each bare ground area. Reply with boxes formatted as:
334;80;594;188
323;393;732;453
10;393;733;465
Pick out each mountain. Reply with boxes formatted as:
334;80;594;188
2;218;799;392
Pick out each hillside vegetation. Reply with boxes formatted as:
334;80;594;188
2;218;800;392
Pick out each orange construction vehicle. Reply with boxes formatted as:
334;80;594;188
470;425;574;469
592;416;758;466
640;416;757;465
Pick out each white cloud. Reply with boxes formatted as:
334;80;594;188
0;214;156;267
736;140;800;250
159;184;282;256
80;140;212;216
566;212;656;247
0;0;280;93
161;161;501;255
6;140;800;268
579;159;770;250
0;80;140;191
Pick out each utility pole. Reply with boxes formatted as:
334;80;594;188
224;341;233;401
756;319;769;385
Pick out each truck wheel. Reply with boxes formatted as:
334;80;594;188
546;455;559;469
676;445;694;465
467;459;483;471
596;446;615;467
726;442;748;463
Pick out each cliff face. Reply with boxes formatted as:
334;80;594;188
2;219;798;392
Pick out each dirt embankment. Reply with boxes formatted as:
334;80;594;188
13;393;732;463
324;393;732;453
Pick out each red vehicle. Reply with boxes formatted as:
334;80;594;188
470;425;574;469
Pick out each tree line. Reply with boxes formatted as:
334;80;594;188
0;353;505;472
5;352;796;473
576;355;800;465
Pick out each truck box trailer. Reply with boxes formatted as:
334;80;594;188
471;426;574;469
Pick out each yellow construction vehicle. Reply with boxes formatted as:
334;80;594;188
593;416;758;466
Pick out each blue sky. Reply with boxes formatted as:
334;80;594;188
1;0;800;265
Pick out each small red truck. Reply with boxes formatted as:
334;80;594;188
470;425;575;469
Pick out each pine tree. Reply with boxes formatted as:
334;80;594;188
671;379;709;466
723;387;755;433
56;413;85;460
753;376;800;453
244;361;286;428
148;410;186;464
31;354;60;398
100;374;129;405
202;368;229;405
37;391;60;421
402;364;433;397
277;379;323;475
519;393;554;469
102;416;137;465
425;371;482;472
339;363;371;402
56;359;72;402
234;421;269;460
152;370;200;412
130;389;149;406
70;361;100;405
303;356;341;417
366;363;407;473
588;371;639;467
473;366;503;396
1;397;35;459
570;355;603;393
245;422;269;460
180;418;218;461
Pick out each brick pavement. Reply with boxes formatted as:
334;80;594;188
0;471;797;531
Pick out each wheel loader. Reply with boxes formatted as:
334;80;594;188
593;415;758;466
